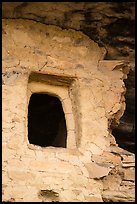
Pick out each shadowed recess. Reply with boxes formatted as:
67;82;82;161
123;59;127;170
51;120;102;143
112;70;135;153
28;93;67;148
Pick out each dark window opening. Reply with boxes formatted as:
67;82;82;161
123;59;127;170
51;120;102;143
28;93;67;148
112;70;135;153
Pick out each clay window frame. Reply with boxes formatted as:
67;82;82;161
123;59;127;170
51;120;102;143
27;72;77;149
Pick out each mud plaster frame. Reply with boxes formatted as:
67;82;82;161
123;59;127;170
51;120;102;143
26;72;78;149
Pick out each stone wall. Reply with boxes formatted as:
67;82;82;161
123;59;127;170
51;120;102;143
2;19;135;202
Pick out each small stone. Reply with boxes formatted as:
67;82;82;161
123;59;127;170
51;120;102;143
85;162;111;179
122;162;135;167
122;155;135;163
123;168;135;181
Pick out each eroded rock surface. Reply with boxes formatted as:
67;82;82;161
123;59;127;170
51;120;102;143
2;2;135;61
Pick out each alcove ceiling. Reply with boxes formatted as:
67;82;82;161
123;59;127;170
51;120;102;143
2;2;135;152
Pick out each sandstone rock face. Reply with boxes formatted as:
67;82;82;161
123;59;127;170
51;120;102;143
2;18;135;202
2;2;135;61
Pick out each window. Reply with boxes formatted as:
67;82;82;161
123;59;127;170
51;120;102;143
27;72;77;149
28;93;67;147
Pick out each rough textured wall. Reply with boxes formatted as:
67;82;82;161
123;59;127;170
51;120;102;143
2;2;135;61
2;1;135;153
2;19;135;202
